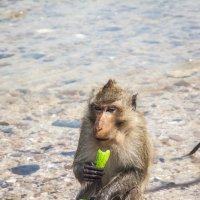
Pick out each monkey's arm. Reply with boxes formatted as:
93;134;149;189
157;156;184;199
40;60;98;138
96;168;144;200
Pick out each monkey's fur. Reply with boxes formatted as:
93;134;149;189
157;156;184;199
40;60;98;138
73;80;153;200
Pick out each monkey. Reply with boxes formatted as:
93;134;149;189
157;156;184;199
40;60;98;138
73;79;153;200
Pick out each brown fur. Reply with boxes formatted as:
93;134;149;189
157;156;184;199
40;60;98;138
73;79;153;200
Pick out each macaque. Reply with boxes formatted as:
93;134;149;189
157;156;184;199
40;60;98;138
73;79;153;200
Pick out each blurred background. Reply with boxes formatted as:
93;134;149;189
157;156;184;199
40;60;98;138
0;0;199;199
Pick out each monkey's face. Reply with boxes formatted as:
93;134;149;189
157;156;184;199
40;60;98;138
91;104;119;141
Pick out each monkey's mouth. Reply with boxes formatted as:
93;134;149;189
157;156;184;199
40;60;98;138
95;137;109;141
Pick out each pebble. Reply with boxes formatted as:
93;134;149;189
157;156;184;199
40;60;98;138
0;126;13;134
159;157;165;163
160;138;170;145
61;151;75;157
0;53;14;59
169;134;185;142
0;180;9;188
16;88;30;94
174;80;190;87
41;145;53;151
0;121;9;126
52;119;81;128
62;79;78;85
23;116;33;121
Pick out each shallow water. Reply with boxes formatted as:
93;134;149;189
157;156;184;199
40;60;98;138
0;0;200;91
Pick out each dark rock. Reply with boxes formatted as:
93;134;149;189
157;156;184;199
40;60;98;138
0;180;9;188
16;88;30;94
0;121;9;126
0;53;14;59
22;116;33;121
63;79;78;85
181;186;186;190
174;80;190;87
61;151;76;157
0;127;13;134
160;138;170;146
10;164;40;175
152;177;160;183
159;157;165;163
144;111;150;116
40;145;53;151
52;119;81;128
172;118;183;122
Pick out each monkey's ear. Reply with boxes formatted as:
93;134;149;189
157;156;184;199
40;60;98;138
132;93;138;110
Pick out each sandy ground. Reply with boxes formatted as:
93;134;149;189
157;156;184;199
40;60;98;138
0;62;199;200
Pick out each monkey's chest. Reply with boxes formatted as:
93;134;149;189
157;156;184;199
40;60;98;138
101;156;118;186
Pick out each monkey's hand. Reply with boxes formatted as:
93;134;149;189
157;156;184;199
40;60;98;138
83;162;105;182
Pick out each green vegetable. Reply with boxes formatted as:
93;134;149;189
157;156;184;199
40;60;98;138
95;149;110;169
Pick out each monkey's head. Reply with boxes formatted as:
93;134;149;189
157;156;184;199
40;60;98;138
88;79;137;142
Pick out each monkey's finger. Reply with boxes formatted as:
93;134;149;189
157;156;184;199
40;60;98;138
85;161;94;166
83;169;105;176
83;178;96;182
84;164;104;172
83;174;103;180
83;176;100;182
83;178;100;182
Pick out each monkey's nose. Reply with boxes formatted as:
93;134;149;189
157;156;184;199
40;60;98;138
95;127;102;132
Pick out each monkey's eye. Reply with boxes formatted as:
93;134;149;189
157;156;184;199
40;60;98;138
106;107;116;113
94;106;102;112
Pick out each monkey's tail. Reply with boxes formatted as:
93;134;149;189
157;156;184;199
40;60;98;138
171;142;200;161
185;142;200;157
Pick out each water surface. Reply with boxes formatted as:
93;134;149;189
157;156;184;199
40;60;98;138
0;0;200;90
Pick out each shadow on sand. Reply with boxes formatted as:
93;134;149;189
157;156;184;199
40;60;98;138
147;178;200;193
